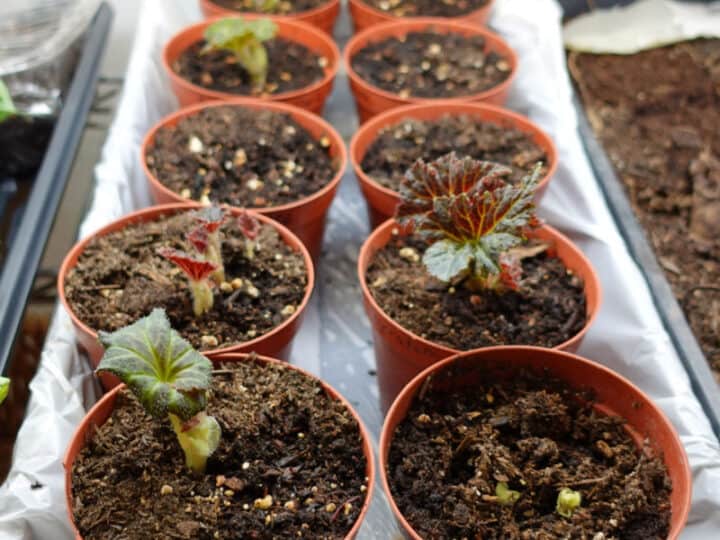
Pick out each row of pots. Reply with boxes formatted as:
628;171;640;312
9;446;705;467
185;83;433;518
199;0;495;35
164;15;516;119
65;346;691;539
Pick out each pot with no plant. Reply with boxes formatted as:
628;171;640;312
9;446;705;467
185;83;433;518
65;309;375;539
58;204;313;388
142;99;346;261
163;15;339;113
199;0;341;36
345;18;517;122
349;0;495;34
380;346;692;539
359;153;601;410
350;101;558;228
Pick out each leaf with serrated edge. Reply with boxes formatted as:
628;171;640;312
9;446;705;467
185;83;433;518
96;309;212;421
423;240;474;282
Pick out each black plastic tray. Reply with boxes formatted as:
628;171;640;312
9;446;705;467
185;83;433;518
558;0;720;436
0;4;113;376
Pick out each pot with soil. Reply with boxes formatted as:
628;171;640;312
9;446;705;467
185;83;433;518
350;101;558;228
142;99;346;261
199;0;341;35
58;203;313;387
349;0;494;34
380;346;691;539
359;154;601;410
65;311;374;539
163;15;339;113
345;18;517;123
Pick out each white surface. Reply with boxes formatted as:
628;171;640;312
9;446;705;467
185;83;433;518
564;0;720;54
1;0;720;538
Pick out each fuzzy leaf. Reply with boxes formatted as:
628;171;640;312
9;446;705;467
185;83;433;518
395;153;542;290
170;412;221;473
237;209;261;240
423;240;473;282
96;309;213;421
0;377;8;405
203;18;277;87
187;226;210;254
158;247;217;282
193;206;227;234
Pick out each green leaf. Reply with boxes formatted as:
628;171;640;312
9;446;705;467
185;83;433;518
423;240;473;282
556;488;582;518
0;377;9;405
96;309;213;421
203;17;277;87
496;482;521;506
0;80;17;123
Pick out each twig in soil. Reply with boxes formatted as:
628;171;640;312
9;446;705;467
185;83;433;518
330;495;360;523
223;288;242;307
560;309;581;335
78;284;120;291
211;369;237;376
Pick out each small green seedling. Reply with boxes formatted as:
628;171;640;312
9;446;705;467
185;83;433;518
203;17;278;90
495;482;521;506
0;81;17;123
556;487;582;518
96;309;220;473
0;377;9;404
396;152;542;293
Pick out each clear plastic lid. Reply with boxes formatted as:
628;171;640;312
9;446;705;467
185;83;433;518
0;0;101;76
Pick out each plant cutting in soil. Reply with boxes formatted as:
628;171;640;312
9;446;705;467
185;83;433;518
366;153;586;349
173;17;325;96
360;115;548;191
387;369;673;539
569;39;720;379
72;310;369;539
211;0;330;14
64;207;307;351
350;30;511;99
363;0;489;17
145;105;336;207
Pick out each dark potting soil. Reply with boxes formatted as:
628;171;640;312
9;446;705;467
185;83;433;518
64;211;307;351
71;360;369;540
174;39;325;97
145;106;336;208
363;0;489;17
569;40;720;380
211;0;329;14
351;30;511;99
387;369;672;539
360;115;548;191
0;114;54;179
366;235;586;349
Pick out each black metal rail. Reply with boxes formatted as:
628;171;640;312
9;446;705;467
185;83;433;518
0;4;113;376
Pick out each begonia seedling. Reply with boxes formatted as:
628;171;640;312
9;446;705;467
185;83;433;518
158;247;217;317
192;206;227;283
556;487;582;518
0;377;9;405
96;309;220;473
396;153;542;293
237;209;261;260
203;17;278;90
495;482;521;506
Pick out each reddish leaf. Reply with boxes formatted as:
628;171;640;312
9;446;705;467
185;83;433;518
187;226;209;254
237;210;260;240
158;247;217;282
193;206;227;234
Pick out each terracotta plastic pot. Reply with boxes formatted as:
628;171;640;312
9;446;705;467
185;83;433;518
344;18;518;123
379;346;692;540
65;353;375;540
350;101;558;228
199;0;341;35
163;15;340;113
349;0;495;34
141;99;347;261
57;203;314;388
359;220;602;411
